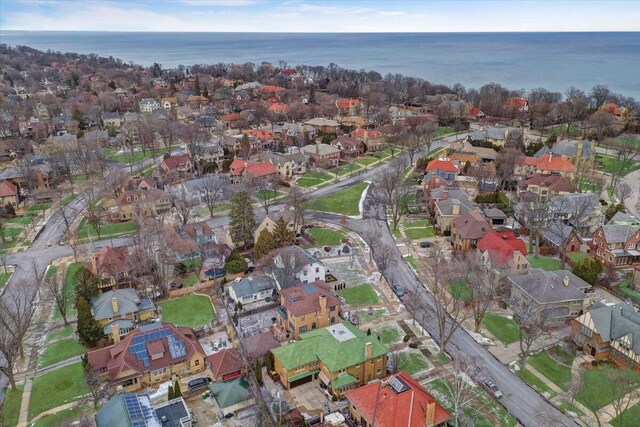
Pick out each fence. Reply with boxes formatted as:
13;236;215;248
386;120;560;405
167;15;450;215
168;272;244;298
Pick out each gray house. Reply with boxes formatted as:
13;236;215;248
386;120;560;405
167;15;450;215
228;275;276;305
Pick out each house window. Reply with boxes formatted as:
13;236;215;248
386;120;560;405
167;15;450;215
330;317;335;324
303;270;307;276
312;322;317;329
315;267;320;273
299;326;307;334
301;315;305;321
330;306;336;312
152;368;166;376
195;359;200;366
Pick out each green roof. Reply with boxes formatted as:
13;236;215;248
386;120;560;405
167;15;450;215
272;322;388;372
289;369;319;383
209;377;253;409
332;373;358;389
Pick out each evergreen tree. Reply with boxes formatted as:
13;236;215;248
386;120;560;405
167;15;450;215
229;191;255;247
255;359;263;385
273;216;295;248
108;80;116;90
77;296;104;345
174;380;182;398
194;75;201;96
202;86;209;98
254;229;277;260
367;328;371;336
75;267;100;302
265;351;275;371
168;385;175;400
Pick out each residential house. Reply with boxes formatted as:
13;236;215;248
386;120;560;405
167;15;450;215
514;153;577;179
507;97;529;111
266;245;326;288
508;269;594;321
161;96;178;110
336;98;361;116
434;198;479;233
96;393;193;427
0;181;19;208
220;112;246;129
477;230;530;276
158;155;193;177
304;118;340;134
535;139;594;168
86;246;135;293
589;224;640;268
90;289;158;344
573;301;640;372
254;211;301;245
276;282;342;339
542;221;584;254
330;136;365;158
469;106;486;121
221;134;260;155
426;186;470;212
300;143;341;168
469;125;521;147
229;159;278;184
240;331;280;362
206;348;245;381
175;222;216;246
87;322;206;391
345;371;451;427
107;189;171;221
599;102;624;117
608;212;640;226
517;173;577;197
208;377;255;416
258;151;307;179
187;95;209;109
227;275;276;305
452;211;491;250
425;158;460;181
483;208;507;227
138;98;161;113
175;106;195;123
351;128;385;152
449;140;498;163
0;139;33;162
272;322;389;397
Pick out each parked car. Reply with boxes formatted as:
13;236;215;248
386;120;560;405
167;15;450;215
188;377;212;391
393;285;406;298
419;241;432;248
483;378;503;399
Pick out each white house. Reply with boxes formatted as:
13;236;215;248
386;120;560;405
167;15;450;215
138;98;161;113
228;276;276;305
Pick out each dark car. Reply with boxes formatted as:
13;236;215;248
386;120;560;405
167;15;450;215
419;241;432;248
393;285;406;298
188;377;212;391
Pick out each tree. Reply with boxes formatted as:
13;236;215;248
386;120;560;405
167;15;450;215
265;350;275;371
255;359;263;385
370;158;414;231
75;267;100;302
437;355;482;427
272;216;295;248
510;296;547;369
285;185;308;233
463;252;502;333
84;360;106;409
224;250;248;275
590;84;611;109
588;111;615;143
548;195;597;269
229;190;255;248
254;229;277;260
174;379;182;398
605;203;626;222
601;367;640;421
197;175;226;218
168;384;175;400
172;187;197;225
495;147;523;188
615;182;633;206
43;271;69;325
253;176;279;215
572;258;603;285
239;134;251;159
517;194;551;257
77;296;104;346
605;137;640;187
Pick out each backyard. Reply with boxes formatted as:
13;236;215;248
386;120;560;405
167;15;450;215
527;254;561;271
302;182;368;216
29;362;90;419
595;153;640;175
481;313;520;344
159;293;215;328
337;283;381;306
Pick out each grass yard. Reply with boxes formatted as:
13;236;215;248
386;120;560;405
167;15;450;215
60;192;77;206
5;215;34;225
53;262;83;320
24;203;51;212
356;156;381;166
296;171;334;188
482;313;520;344
71;174;87;183
398;350;431;375
1;384;24;427
373;324;403;344
331;162;363;177
48;324;75;342
38;338;86;368
434;126;455;138
618;278;640;301
404;255;419;270
577;367;640;412
182;272;199;287
0;271;12;290
391;226;402;239
450;280;472;301
159;294;215;328
109;149;159;164
404;219;431;228
611;402;640;427
596;154;640;175
403;227;435;239
528;352;573;391
3;227;23;240
337;283;381;306
527;254;561;271
307;227;345;246
76;219;139;240
29;362;90;419
518;368;557;398
556;399;584;417
566;252;594;264
357;308;386;323
31;404;93;427
303;182;368;216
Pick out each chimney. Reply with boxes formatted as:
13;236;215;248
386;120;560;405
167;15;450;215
575;141;583;165
563;276;570;287
442;189;449;201
319;294;327;315
548;153;552;164
111;323;120;344
111;294;119;313
426;400;436;426
365;342;372;358
91;254;97;274
452;199;460;216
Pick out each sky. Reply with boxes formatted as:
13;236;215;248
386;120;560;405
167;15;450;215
1;0;639;33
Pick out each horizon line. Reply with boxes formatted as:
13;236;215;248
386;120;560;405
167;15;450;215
2;30;639;34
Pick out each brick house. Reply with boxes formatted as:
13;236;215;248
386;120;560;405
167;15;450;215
331;136;365;158
229;159;278;184
158;155;193;176
276;282;342;339
589;224;640;268
0;180;19;208
351;128;385;152
452;211;491;251
300;143;341;168
86;246;136;293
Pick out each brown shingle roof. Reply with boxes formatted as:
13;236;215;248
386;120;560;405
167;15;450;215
280;281;341;317
453;211;491;240
206;348;245;378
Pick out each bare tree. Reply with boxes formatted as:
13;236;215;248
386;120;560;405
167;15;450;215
436;355;482;427
548;195;596;269
614;182;633;206
181;125;210;176
284;185;308;233
516;194;551;257
197;175;226;218
251;175;279;215
464;252;502;333
43;271;69;325
601;367;640;421
387;351;407;374
370;158;414;231
171;187;197;225
84;366;107;409
510;296;547;369
495;147;523;188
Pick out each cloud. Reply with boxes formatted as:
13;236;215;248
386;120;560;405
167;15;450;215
181;0;257;6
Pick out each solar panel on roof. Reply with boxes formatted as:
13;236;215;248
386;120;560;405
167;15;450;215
388;376;409;394
302;283;317;294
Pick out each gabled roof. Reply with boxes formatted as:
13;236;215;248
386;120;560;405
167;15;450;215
0;180;18;197
331;135;363;148
206;348;245;378
426;158;459;174
229;159;278;178
535;139;592;160
477;230;527;267
523;153;577;174
435;198;477;216
600;224;640;244
520;173;577;193
453;211;490;240
90;288;154;321
280;281;341;317
95;393;160;427
86;246;129;278
161;155;192;170
304;118;340;127
577;301;640;354
209;377;253;409
229;275;275;299
240;331;279;361
344;371;450;427
608;211;640;225
508;269;589;305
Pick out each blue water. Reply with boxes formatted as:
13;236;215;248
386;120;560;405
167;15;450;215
1;31;639;99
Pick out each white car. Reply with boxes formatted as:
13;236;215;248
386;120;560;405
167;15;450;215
483;378;503;399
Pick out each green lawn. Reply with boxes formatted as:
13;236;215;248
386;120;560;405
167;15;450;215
71;174;87;184
5;215;34;225
612;402;640;427
373;324;402;344
60;192;77;206
518;368;557;398
48;324;75;342
3;227;23;240
1;384;24;427
404;219;431;228
356;156;381;166
331;162;363;177
255;189;283;201
403;227;435;239
307;227;345;246
29;362;90;419
303;182;368;216
556;399;584;417
183;272;199;287
618;278;640;301
404;255;419;270
548;125;581;138
38;338;86;368
577;367;640;411
53;262;83;320
109;149;160;164
391;226;402;239
566;252;594;264
398;350;431;375
596;154;640;175
181;257;202;272
450;280;472;301
159;294;215;328
296;171;334;188
527;255;561;271
196;203;230;216
24;203;51;212
76;219;139;241
528;352;573;391
357;308;386;323
31;404;93;427
434;126;455;138
337;283;381;306
0;271;12;290
482;313;521;344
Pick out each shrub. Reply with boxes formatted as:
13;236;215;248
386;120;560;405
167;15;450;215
403;335;410;343
443;229;451;237
572;259;603;285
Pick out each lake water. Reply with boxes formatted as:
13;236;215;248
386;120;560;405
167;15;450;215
1;31;639;98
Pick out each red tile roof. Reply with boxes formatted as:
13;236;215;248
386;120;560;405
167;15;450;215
477;230;527;267
351;128;382;139
269;103;289;113
161;154;192;170
345;371;450;427
469;106;482;117
260;85;286;93
507;97;528;108
426;158;459;173
229;160;277;178
336;98;360;110
535;153;577;173
0;181;18;197
279;281;341;317
86;246;129;279
248;129;273;141
521;173;577;193
206;348;245;378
